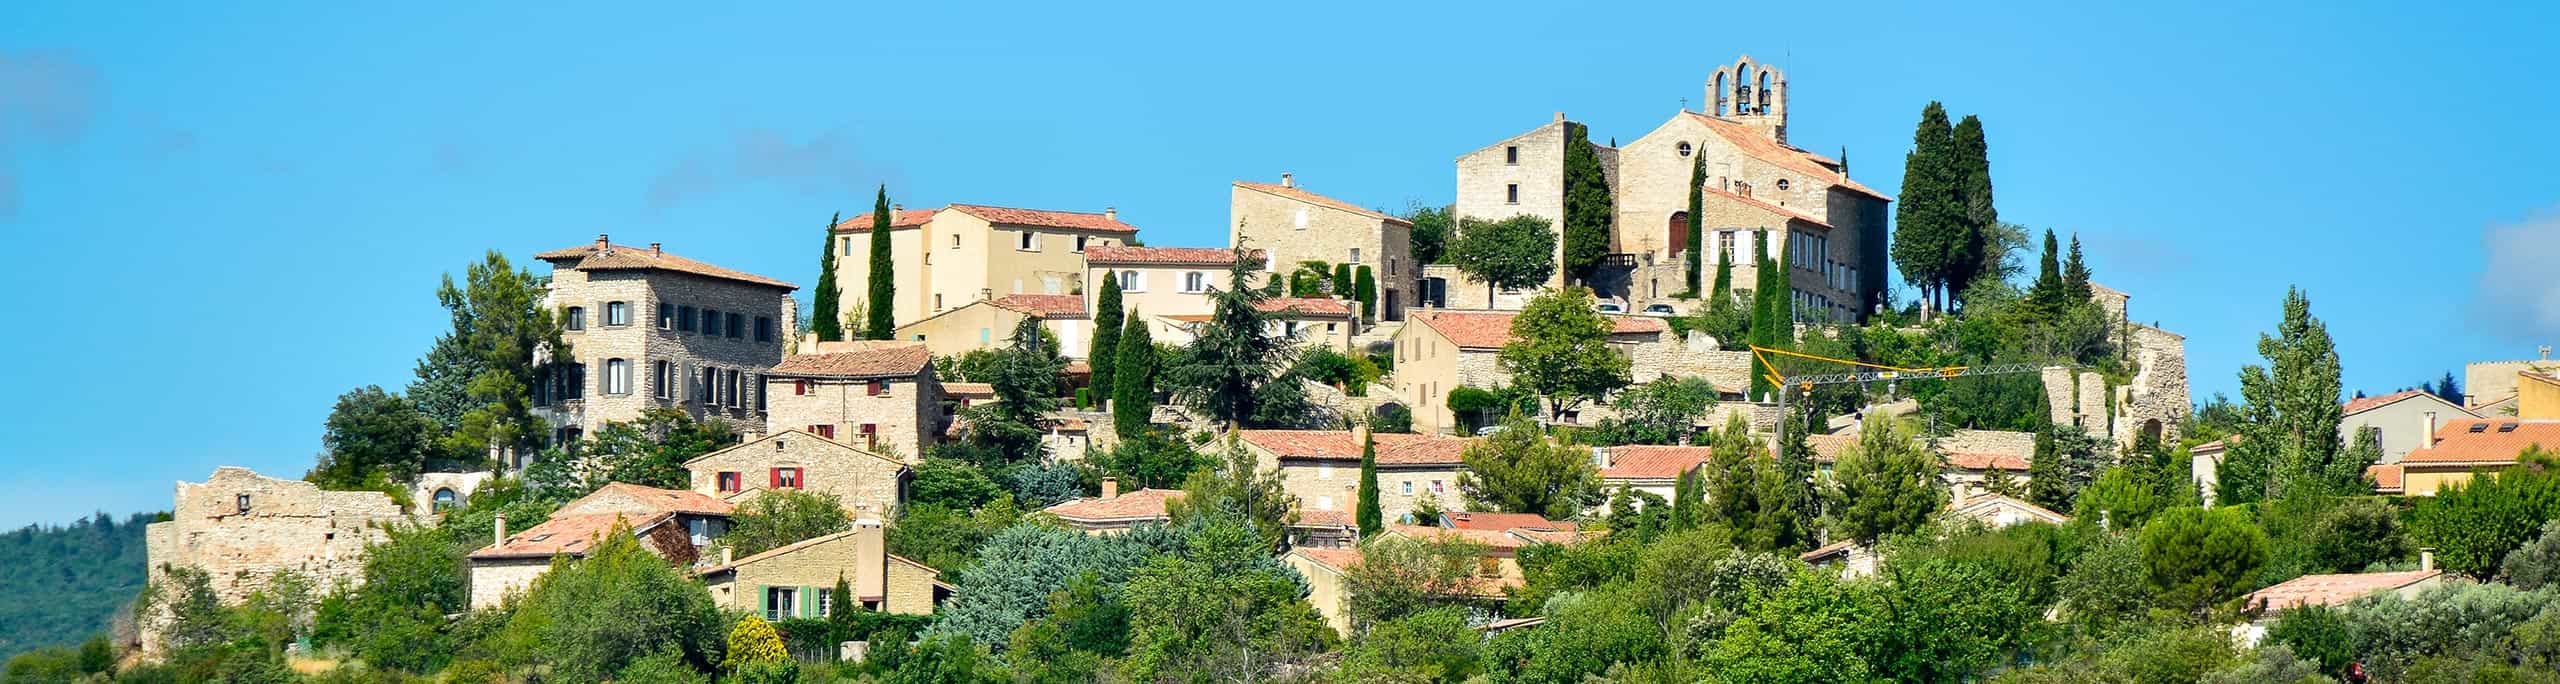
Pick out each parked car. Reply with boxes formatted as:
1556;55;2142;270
1595;302;1627;314
1641;303;1678;317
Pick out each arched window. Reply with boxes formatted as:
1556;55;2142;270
432;488;458;513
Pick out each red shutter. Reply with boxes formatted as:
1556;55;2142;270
795;380;808;396
769;468;781;488
868;380;885;396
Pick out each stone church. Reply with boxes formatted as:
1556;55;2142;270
1449;56;1890;322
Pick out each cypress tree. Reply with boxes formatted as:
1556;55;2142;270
1561;122;1615;284
1711;234;1734;301
1669;467;1697;531
1685;146;1706;294
1356;432;1382;537
2062;233;2093;304
1747;231;1789;399
1890;102;1962;314
1948;115;1995;299
2029;229;2064;313
1332;263;1354;297
1112;308;1155;437
2028;427;2066;510
1352;265;1377;323
811;212;845;343
864;186;897;340
1088;275;1124;407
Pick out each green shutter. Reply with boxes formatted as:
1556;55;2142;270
803;586;823;618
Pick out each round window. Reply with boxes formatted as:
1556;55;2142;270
1676;141;1694;157
1776;179;1791;191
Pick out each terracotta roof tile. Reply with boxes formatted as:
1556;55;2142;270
470;511;672;559
2190;435;2240;456
1442;512;1576;532
1702;186;1832;229
1804;433;1853;463
1407;310;1667;350
1945;451;2030;472
1043;489;1184;524
2401;419;2560;466
1293;509;1356;529
768;344;933;379
1948;493;2069;525
1238;430;1474;466
1257;297;1353;317
535;241;796;290
568;483;737;517
1682;111;1889;200
1599;445;1710;480
1085;246;1249;266
1290;547;1365;573
832;209;941;232
943;382;995;398
990;294;1088;319
2343;390;2431;416
1234;181;1412;226
1387;524;1533;552
2368;463;2404;493
2246;570;2440;612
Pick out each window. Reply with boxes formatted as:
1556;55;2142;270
816;588;835;617
1431;480;1445;494
726;370;743;407
564;306;586;330
795;380;810;396
1676;141;1694;157
765;587;797;622
810;424;836;439
431;488;457;513
659;302;674;329
1504;145;1519;164
652;361;670;399
755;316;773;342
1018;231;1037;251
1293;208;1309;230
1776;178;1791;191
949;233;961;249
726;313;743;339
563;363;587;400
702;367;719;405
936;294;945;310
702;309;719;335
1389;256;1398;277
756;374;767;411
677;306;697;332
716;472;742;493
1182;271;1207;293
771;467;804;489
1349;248;1362;264
605;301;629;326
236;494;251;514
1120;270;1144;292
1074;235;1088;253
1400;481;1413;496
868;379;888;396
842;236;854;256
859;423;878;448
604;359;631;395
1505;184;1519;204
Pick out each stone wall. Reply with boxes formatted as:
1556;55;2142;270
538;258;795;450
142;467;404;655
2039;285;2190;448
685;431;908;518
1938;429;2036;459
465;558;550;610
1231;178;1414;319
1419;264;1534;312
1453;118;1570;291
763;369;941;462
410;471;494;521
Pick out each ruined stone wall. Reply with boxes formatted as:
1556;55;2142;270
1938;429;2036;459
2038;284;2190;447
142;467;403;655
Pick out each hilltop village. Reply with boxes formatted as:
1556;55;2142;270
48;55;2560;683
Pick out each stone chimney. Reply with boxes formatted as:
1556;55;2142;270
854;518;887;601
2424;410;2440;449
649;242;663;256
1101;477;1120;500
493;513;507;545
1105;207;1117;222
1553;111;1565;123
2422;547;2437;572
720;546;733;566
1352;421;1372;449
891;203;903;212
594;233;610;250
1280;173;1294;188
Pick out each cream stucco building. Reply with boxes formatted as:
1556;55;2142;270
833;204;1136;330
700;520;946;618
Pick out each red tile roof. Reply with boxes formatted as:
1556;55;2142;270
1043;489;1184;525
1233;181;1413;226
1258;297;1353;318
1294;509;1356;529
1599;445;1710;480
2246;570;2441;612
1387;524;1533;552
1701;186;1831;229
565;483;737;518
1804;433;1853;463
1682;111;1890;200
470;510;673;560
2368;463;2404;494
2343;390;2431;416
767;344;932;379
1237;430;1474;466
1289;547;1365;574
2401;419;2560;466
535;241;796;290
1407;311;1668;350
2190;435;2239;456
831;209;941;232
990;294;1088;319
942;382;995;398
1085;246;1248;266
1442;512;1577;532
1945;451;2030;472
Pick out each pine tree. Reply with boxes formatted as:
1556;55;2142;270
1561;122;1615;284
2062;233;2093;304
1088;276;1125;407
1890;102;1963;314
1356;431;1382;538
2229;287;2349;502
1684;146;1707;294
811;212;844;343
2028;426;2066;510
1949;115;1996;299
864;186;897;340
1167;249;1299;427
1332;263;1354;297
1113;308;1156;437
1352;265;1377;323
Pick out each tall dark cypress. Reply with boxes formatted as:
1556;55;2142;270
1670;467;1697;531
1711;235;1734;301
2030;229;2064;313
1748;231;1788;399
1356;432;1382;538
1332;263;1354;297
1112;308;1155;437
1685;146;1707;294
1352;265;1377;323
1949;115;1995;299
2062;233;2093;304
864;187;897;340
1088;275;1124;407
811;212;845;343
1561;122;1615;284
1890;102;1962;314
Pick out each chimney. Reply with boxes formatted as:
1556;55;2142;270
1352;421;1372;449
2422;547;2437;572
1280;173;1294;188
891;203;903;212
2424;410;2440;449
1101;477;1120;500
854;518;887;602
720;546;733;566
1553;111;1565;123
649;242;663;256
594;233;610;250
493;513;507;546
1105;206;1117;222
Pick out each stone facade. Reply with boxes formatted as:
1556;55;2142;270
534;237;799;462
1230;175;1415;320
1420;263;1536;312
1938;429;2036;459
701;521;941;617
685;430;910;518
762;344;944;461
2464;355;2560;409
143;467;404;655
411;471;494;520
835;204;1136;329
2040;284;2191;448
1238;430;1472;522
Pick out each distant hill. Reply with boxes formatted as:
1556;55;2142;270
0;512;156;656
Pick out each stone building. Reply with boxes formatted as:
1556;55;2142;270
1450;56;1890;317
2042;284;2191;448
466;483;733;609
1388;310;1669;434
533;236;799;462
142;467;406;656
894;293;1091;360
411;471;495;518
1084;245;1259;332
2462;350;2560;410
700;520;947;618
1238;428;1473;522
833;204;1137;330
1230;174;1414;321
1595;445;1709;508
761;343;942;460
684;430;911;517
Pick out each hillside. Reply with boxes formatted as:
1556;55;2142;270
0;512;156;656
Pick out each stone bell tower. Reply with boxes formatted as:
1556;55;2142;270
1708;55;1788;144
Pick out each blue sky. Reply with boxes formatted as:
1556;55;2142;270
2;2;2554;527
